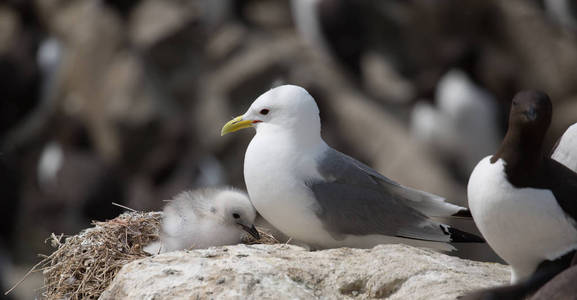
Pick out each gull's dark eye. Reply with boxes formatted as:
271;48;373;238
260;109;269;115
232;213;240;219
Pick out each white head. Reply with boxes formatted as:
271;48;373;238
211;189;260;239
221;85;321;142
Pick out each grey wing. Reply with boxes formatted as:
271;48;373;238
332;149;466;217
307;148;451;242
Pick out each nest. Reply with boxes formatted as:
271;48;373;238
39;212;162;299
243;226;279;245
28;211;278;299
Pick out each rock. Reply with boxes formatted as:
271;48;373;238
362;52;416;105
100;244;509;299
530;264;577;300
496;0;577;101
0;5;19;55
550;96;577;146
242;0;293;29
129;0;200;48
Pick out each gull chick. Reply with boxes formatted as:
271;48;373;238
147;188;259;254
221;84;483;251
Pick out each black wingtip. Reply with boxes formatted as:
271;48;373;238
451;209;473;219
441;225;485;243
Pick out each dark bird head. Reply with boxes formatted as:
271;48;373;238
491;90;553;180
508;90;552;137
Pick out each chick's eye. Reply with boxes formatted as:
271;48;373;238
232;213;240;219
259;109;269;115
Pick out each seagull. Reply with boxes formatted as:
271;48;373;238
467;91;577;297
145;188;260;254
411;69;501;175
551;123;577;172
221;84;483;251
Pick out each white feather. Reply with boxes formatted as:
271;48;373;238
552;123;577;172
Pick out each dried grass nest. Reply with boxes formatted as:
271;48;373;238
34;211;278;299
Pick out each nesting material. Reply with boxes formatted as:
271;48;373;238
243;225;279;245
38;211;278;299
40;212;162;299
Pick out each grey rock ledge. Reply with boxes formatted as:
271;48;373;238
100;244;509;300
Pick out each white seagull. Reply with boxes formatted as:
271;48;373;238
221;84;483;251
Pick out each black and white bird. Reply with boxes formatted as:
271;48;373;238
145;188;260;254
221;85;483;251
468;91;577;295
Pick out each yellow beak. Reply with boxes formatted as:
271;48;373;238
221;116;254;136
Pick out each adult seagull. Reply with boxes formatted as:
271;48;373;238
222;85;483;251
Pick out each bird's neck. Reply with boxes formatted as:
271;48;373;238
255;123;323;151
491;128;546;186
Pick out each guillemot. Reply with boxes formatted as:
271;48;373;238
467;90;577;298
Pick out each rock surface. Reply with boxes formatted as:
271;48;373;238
100;244;509;299
530;264;577;300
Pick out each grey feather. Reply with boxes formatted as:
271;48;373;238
322;148;464;217
306;148;452;242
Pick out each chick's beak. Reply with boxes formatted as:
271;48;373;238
238;223;260;240
221;116;256;136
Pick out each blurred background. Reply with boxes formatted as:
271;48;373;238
1;0;577;298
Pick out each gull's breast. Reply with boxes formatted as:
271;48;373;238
244;134;331;243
